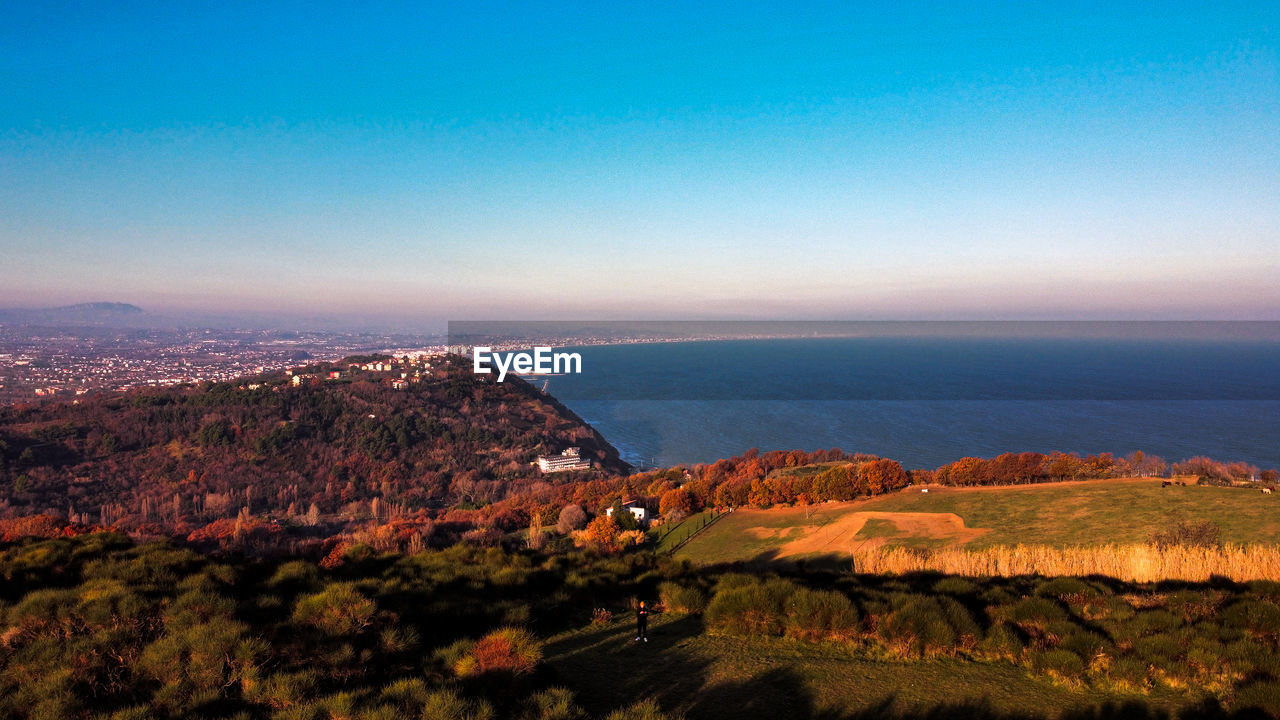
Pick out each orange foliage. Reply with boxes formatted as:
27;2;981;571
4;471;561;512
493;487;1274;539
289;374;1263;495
0;514;66;541
582;514;620;549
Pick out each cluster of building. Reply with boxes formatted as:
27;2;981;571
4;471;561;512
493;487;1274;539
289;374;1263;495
0;324;450;405
284;351;447;390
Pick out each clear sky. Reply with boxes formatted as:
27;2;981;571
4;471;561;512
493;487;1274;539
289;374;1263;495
2;1;1277;328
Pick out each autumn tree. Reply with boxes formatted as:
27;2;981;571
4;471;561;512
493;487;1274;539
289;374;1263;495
556;504;587;534
659;488;693;520
582;514;620;549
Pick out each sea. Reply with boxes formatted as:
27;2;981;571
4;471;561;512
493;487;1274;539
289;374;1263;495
537;335;1280;471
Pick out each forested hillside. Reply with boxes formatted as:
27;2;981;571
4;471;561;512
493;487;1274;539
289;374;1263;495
0;355;627;535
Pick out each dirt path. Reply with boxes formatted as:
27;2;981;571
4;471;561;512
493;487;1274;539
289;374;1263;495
746;511;988;557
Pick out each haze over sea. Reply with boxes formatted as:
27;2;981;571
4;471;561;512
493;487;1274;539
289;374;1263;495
542;336;1280;471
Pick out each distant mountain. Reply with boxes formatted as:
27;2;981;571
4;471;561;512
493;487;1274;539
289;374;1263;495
0;302;146;325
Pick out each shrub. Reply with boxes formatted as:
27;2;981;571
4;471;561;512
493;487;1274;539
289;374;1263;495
1033;577;1105;610
1166;590;1223;623
659;582;707;615
455;627;542;677
932;577;979;596
704;579;797;636
521;687;585;720
419;689;495;720
380;677;431;712
713;573;759;592
1034;648;1086;682
878;596;975;657
1150;520;1221;549
1003;596;1068;639
1133;633;1184;670
1235;680;1280;717
292;583;377;636
1119;609;1183;640
433;638;475;670
1057;630;1110;665
783;588;859;641
1107;655;1152;689
1222;599;1280;643
267;560;320;591
247;670;317;709
603;699;678;720
977;622;1024;661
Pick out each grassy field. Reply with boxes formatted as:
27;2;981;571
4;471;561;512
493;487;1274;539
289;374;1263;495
676;478;1280;566
653;509;722;554
543;613;1200;720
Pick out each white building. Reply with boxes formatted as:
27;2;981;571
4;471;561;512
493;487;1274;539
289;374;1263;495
606;500;649;526
537;447;593;473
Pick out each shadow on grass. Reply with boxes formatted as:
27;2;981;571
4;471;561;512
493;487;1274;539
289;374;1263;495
542;609;1264;720
689;667;1248;720
542;613;716;715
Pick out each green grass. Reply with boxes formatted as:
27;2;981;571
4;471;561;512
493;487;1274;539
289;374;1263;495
853;517;952;550
653;510;721;554
543;613;1200;720
858;480;1280;548
677;478;1280;565
768;461;850;479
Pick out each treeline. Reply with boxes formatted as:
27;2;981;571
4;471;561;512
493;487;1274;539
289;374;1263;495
0;355;628;538
923;450;1277;487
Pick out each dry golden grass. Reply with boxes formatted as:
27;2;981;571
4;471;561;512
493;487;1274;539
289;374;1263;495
849;543;1280;583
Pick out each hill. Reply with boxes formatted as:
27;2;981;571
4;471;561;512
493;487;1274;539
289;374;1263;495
677;477;1280;566
0;354;628;536
0;301;145;324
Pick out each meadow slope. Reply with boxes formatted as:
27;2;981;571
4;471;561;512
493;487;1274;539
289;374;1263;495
677;478;1280;567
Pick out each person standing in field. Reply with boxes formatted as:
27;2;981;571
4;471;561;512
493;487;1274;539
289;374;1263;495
635;600;648;642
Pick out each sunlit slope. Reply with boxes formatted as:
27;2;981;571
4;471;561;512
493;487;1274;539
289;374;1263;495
677;478;1280;565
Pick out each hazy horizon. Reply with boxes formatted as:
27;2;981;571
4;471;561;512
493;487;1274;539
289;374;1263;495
3;3;1277;320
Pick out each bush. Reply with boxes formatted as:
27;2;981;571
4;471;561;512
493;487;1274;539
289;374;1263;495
977;622;1024;661
1133;633;1184;670
879;596;976;657
1235;680;1280;717
1166;590;1223;623
267;560;320;592
455;627;542;677
1003;596;1068;637
1034;648;1086;682
420;688;495;720
932;577;979;596
704;579;797;636
1150;520;1221;549
1033;577;1104;609
1106;655;1151;689
659;582;707;615
521;687;585;720
783;588;859;641
292;583;376;636
247;670;318;709
603;699;678;720
1222;599;1280;643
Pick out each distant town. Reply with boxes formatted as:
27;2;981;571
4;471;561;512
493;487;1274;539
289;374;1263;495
0;323;446;404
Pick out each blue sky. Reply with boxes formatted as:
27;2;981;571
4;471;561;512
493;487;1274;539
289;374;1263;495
1;1;1277;327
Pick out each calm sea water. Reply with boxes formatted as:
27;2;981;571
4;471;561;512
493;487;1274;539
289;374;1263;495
541;337;1280;470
